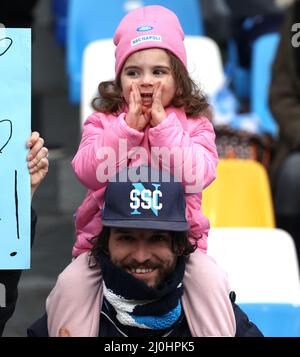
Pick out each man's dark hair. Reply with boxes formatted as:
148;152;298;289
91;227;197;260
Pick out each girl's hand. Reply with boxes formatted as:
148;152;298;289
27;132;49;199
125;83;150;131
150;82;166;127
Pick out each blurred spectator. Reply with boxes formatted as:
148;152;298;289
226;0;290;18
0;0;38;27
201;0;290;56
201;0;231;47
225;0;287;73
269;0;300;263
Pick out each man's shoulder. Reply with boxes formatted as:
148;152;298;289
54;253;101;291
184;250;228;282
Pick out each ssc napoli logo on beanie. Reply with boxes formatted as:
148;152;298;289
136;26;153;32
130;183;162;216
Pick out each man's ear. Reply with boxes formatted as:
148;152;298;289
0;37;13;56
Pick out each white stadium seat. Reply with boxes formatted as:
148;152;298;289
207;228;300;304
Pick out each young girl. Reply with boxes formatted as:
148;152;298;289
72;5;218;258
44;5;236;337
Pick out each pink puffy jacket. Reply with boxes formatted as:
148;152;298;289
72;106;218;257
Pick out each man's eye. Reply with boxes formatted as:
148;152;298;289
118;235;135;241
151;235;167;242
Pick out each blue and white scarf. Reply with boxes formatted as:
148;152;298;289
98;252;185;334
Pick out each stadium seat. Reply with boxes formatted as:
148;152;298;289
239;303;300;337
67;0;204;103
81;35;225;126
81;39;115;124
53;0;69;46
226;39;251;100
250;33;280;136
226;14;282;102
184;36;225;99
207;228;300;304
202;159;275;228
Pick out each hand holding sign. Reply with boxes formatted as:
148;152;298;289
27;132;49;198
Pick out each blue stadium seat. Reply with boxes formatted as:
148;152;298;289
53;0;69;46
226;39;251;100
67;0;204;103
226;15;282;101
250;33;280;136
240;303;300;337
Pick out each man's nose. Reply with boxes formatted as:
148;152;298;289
131;242;151;263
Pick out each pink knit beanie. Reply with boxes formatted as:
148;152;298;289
114;5;187;77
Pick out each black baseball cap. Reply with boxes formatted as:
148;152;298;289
102;166;189;232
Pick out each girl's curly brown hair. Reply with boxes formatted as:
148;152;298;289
92;49;212;119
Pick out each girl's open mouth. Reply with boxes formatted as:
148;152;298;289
141;93;153;106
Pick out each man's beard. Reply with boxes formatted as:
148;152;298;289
113;258;177;288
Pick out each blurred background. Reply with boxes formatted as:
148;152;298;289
1;0;300;337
